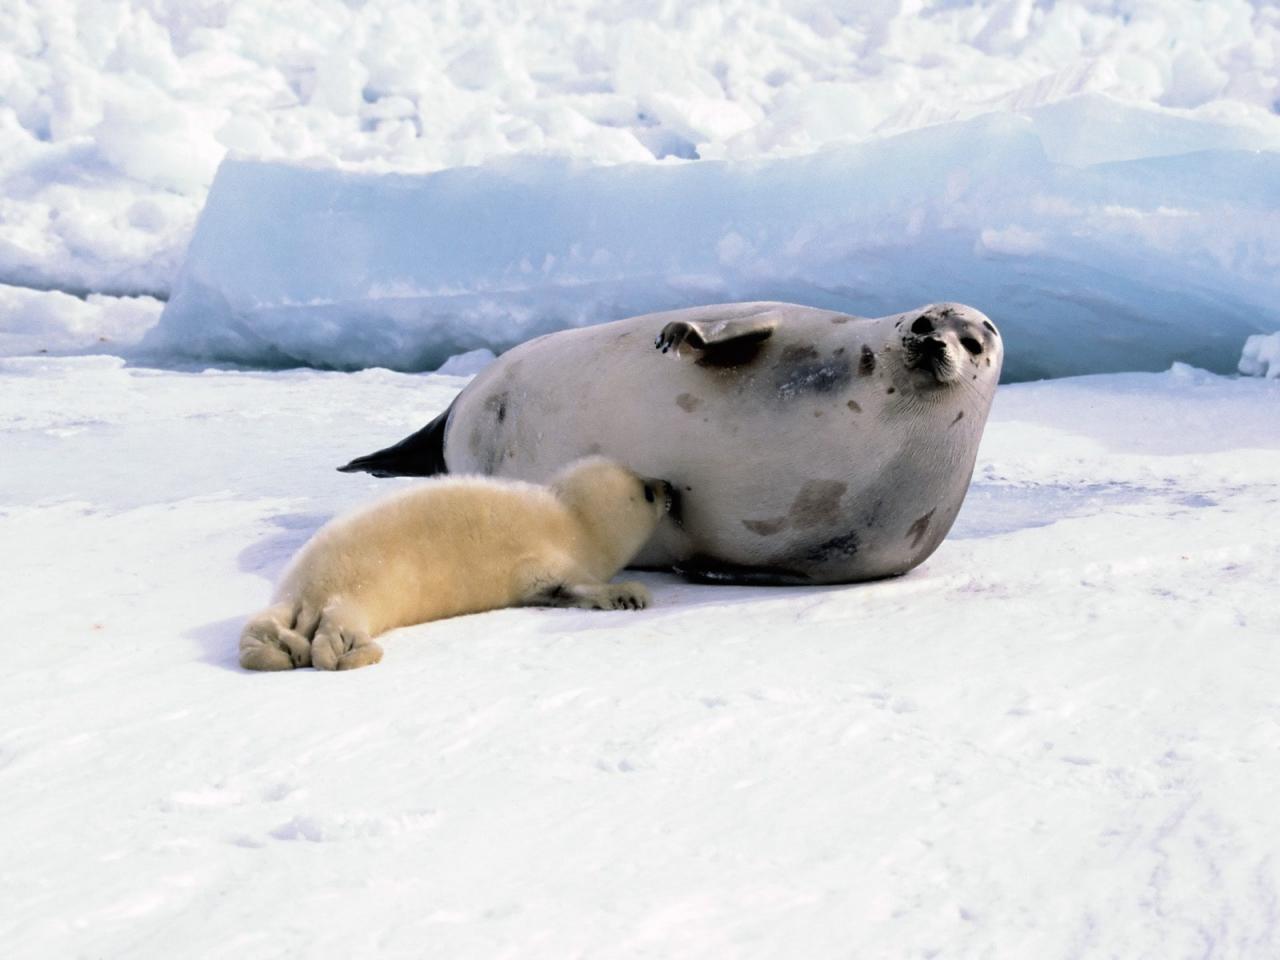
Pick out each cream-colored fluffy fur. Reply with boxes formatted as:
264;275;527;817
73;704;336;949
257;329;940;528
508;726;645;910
239;457;671;671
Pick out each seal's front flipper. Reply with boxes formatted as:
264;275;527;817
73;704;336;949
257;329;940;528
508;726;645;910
673;554;812;586
654;313;777;367
527;581;652;611
338;403;452;478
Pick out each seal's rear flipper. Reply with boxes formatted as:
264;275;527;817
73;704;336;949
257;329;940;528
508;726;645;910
673;555;812;586
654;313;777;367
337;404;451;477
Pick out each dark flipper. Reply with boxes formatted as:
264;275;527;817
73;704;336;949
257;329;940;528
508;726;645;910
654;312;777;368
337;403;452;478
672;554;812;586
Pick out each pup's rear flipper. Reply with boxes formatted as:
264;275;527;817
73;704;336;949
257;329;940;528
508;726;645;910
337;403;452;478
310;601;383;671
240;603;313;670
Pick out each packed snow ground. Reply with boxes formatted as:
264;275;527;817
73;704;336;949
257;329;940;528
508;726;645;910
2;357;1278;958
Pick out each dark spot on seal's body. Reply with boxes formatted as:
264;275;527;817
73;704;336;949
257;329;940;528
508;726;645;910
742;516;788;536
802;529;860;563
886;386;896;394
907;509;936;549
847;400;862;413
951;410;965;426
830;315;851;324
859;345;876;375
676;392;702;412
789;480;847;529
484;392;509;424
775;345;853;400
782;345;819;363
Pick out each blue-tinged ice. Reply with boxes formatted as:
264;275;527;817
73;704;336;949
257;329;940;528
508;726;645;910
148;96;1280;381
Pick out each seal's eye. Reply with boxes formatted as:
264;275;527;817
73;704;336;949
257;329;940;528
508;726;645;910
960;337;983;356
643;483;655;503
911;316;934;335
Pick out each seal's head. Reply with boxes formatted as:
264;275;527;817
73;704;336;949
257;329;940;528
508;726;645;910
899;303;1003;390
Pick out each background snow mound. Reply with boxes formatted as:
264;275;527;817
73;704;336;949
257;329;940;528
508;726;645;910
1239;332;1280;379
0;284;163;357
150;99;1280;381
436;348;497;377
4;0;1280;312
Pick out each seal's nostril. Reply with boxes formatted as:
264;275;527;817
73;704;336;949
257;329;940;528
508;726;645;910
961;337;983;355
911;316;934;335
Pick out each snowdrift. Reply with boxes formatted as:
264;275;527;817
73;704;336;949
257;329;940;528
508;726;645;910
150;97;1280;381
1239;332;1280;379
7;0;1278;306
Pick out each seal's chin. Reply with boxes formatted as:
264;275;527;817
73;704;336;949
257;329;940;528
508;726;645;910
904;337;961;386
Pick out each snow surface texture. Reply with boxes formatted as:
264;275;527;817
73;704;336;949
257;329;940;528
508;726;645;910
3;0;1280;370
151;103;1280;378
2;357;1279;957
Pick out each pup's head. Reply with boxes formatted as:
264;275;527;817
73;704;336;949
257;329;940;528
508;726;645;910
552;456;676;570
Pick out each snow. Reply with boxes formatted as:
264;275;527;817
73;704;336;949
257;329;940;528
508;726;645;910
435;347;497;377
3;356;1279;957
149;102;1280;378
1239;331;1280;378
0;283;163;358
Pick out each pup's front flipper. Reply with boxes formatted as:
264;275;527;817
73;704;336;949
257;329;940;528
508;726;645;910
530;581;652;611
310;601;384;671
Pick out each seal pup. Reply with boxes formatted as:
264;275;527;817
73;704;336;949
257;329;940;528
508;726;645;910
240;457;675;671
340;301;1003;586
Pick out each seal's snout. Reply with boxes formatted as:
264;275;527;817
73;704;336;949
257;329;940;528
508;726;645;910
906;332;958;384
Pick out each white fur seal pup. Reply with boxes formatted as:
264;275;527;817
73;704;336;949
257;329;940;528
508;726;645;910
241;457;675;671
340;301;1003;586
